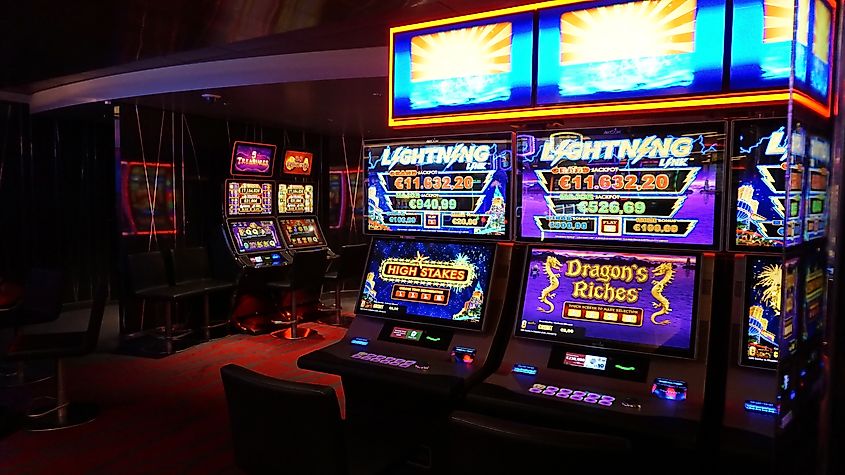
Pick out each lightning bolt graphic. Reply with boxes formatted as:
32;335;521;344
756;165;781;193
740;127;785;155
681;168;699;193
669;196;688;217
769;197;786;218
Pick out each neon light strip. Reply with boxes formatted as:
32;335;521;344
792;90;832;117
390;91;796;127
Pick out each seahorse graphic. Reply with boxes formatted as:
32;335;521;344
650;262;675;325
537;256;562;314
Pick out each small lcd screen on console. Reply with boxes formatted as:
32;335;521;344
278;217;325;249
516;247;699;357
229;220;283;254
357;238;496;330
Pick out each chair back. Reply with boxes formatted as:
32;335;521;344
83;280;109;354
289;249;328;291
335;244;369;282
171;247;212;284
127;251;169;292
19;268;64;325
220;364;346;475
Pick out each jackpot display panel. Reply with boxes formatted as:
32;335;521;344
518;123;724;247
365;136;513;238
516;247;699;358
277;184;314;214
356;238;497;330
731;119;805;248
226;181;275;217
230;141;277;177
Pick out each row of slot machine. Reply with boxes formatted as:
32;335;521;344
219;141;332;331
299;117;831;470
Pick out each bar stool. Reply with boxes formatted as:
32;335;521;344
320;243;368;327
267;249;328;340
169;247;236;340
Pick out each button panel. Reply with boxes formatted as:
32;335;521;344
528;383;615;407
350;351;418;369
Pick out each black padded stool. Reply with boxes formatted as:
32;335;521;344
126;251;208;354
3;282;107;431
320;243;368;327
169;247;236;340
267;249;328;340
220;364;347;475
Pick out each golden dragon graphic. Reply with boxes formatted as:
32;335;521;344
650;262;675;325
537;256;562;314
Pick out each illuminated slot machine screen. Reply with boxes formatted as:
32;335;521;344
391;13;534;118
515;247;699;358
804;135;830;241
278;217;326;249
731;119;804;248
228;220;283;254
802;252;826;341
281;150;313;176
365;136;512;238
740;256;799;368
277;184;314;214
120;161;176;236
519;123;724;247
230;141;277;177
356;238;496;330
226;181;274;216
535;0;725;105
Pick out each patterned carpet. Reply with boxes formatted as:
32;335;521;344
0;323;346;475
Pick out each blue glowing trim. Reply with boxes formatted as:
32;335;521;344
744;400;778;415
512;364;538;375
350;337;370;346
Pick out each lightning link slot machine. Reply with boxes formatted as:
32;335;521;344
299;134;519;470
457;123;721;469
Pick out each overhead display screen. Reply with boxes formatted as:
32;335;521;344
732;119;804;248
228;220;283;254
278;217;326;249
519;123;724;247
230;141;276;177
804;135;830;241
391;13;534;117
356;239;496;330
366;136;512;238
516;248;699;357
536;0;726;105
278;184;314;214
282;150;313;176
226;181;274;216
810;0;833;99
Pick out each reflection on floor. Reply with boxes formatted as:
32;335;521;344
0;294;356;474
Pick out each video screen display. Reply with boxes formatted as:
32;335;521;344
804;135;830;241
278;184;314;214
226;181;274;216
741;256;798;368
282;150;313;176
519;123;724;246
356;239;496;330
810;0;833;99
391;13;534;118
732;119;804;248
515;248;699;357
230;141;276;176
536;0;725;105
803;251;826;341
229;220;283;254
278;217;325;249
366;136;512;238
120;161;176;236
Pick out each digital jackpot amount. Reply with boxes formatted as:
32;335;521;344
365;138;512;237
519;124;724;246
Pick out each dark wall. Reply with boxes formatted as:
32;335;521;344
0;101;115;302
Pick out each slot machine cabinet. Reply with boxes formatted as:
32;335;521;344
468;249;715;452
299;237;518;471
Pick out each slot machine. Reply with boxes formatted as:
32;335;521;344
461;124;722;467
299;133;518;470
277;148;334;258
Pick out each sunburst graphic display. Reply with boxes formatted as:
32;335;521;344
813;0;831;63
560;0;697;65
411;22;512;82
763;0;794;43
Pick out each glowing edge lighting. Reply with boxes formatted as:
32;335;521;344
387;0;835;127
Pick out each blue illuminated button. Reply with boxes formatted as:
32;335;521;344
350;337;369;346
744;400;778;415
512;364;538;375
